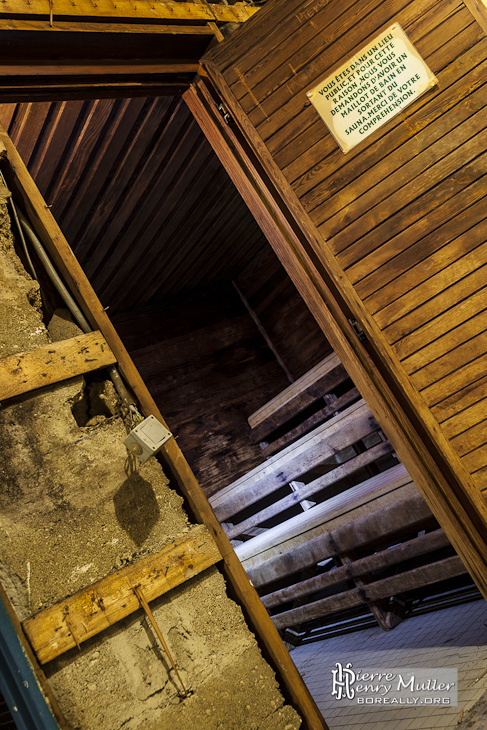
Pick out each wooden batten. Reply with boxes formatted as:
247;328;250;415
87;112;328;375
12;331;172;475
272;555;466;630
0;124;327;730
23;524;221;665
0;331;116;401
262;529;451;610
247;490;434;588
196;0;487;601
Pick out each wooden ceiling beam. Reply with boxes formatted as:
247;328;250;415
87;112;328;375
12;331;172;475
0;0;258;23
0;61;199;75
0;18;216;34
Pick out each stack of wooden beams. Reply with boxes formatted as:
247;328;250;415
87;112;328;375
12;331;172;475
210;354;468;636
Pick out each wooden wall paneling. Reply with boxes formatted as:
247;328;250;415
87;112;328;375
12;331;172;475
29;101;70;182
269;5;482;171
375;237;487;334
400;298;487;377
352;168;487;300
71;97;174;263
8;101;52;164
300;38;487;223
85;99;194;289
198;0;487;600
323;106;487;255
58;97;147;237
45;99;115;214
0;124;327;730
247;0;443;139
95;131;214;305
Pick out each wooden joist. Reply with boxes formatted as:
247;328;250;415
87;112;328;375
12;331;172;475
234;463;411;564
247;490;435;588
262;529;451;609
226;439;394;540
248;352;349;443
0;0;259;23
23;524;221;665
0;331;116;402
210;399;379;521
261;386;360;457
272;555;466;630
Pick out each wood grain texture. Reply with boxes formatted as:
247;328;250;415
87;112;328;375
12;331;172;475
0;331;116;401
247;489;433;587
261;529;450;608
0;0;258;22
272;555;466;629
23;524;221;664
210;400;378;521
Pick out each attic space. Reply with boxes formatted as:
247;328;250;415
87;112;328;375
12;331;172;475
0;95;481;652
0;97;335;498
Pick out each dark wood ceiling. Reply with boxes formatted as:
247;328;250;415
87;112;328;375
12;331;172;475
0;97;269;315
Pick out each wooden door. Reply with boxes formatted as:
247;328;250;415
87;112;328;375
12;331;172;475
188;0;487;598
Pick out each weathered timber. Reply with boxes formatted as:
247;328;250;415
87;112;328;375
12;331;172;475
235;464;411;564
247;491;434;588
334;550;392;632
23;524;221;665
261;387;361;457
248;352;340;427
0;0;258;23
262;529;451;608
0;331;116;401
210;400;379;522
0;124;327;728
272;555;466;630
0;19;215;34
225;440;394;540
249;354;349;443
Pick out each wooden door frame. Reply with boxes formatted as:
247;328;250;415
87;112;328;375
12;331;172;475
0;61;330;730
184;73;487;600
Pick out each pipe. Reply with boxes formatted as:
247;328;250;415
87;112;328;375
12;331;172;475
17;209;137;409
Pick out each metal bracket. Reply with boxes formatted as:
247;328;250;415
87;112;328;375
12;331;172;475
217;102;233;125
348;318;367;342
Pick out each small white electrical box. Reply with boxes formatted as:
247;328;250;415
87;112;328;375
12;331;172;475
124;415;172;463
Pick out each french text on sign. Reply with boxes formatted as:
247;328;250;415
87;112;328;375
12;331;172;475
307;24;438;153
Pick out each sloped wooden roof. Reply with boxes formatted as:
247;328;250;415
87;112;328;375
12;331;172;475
0;97;269;315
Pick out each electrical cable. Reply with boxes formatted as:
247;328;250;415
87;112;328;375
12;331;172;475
16;208;139;412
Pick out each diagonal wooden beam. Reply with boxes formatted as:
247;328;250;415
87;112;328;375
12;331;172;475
0;331;116;402
0;0;259;23
23;524;221;664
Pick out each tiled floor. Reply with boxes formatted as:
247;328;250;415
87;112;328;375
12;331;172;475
290;599;487;729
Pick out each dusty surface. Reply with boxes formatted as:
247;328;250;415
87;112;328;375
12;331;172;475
0;200;47;357
47;570;301;730
458;689;487;729
0;196;302;729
